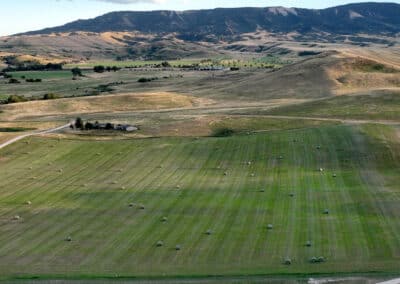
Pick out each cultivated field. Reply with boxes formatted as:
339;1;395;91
0;124;399;279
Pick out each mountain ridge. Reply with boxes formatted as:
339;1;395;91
18;2;400;40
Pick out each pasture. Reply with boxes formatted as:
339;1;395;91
8;71;74;80
0;124;399;279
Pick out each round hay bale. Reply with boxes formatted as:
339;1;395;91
317;256;325;263
120;186;126;190
289;193;295;197
260;188;265;193
316;145;321;150
332;173;337;178
310;256;318;263
58;169;63;173
223;172;228;176
278;156;283;160
284;258;292;265
250;173;255;177
65;236;72;242
206;229;212;235
267;224;273;230
139;204;145;210
25;201;32;205
96;153;101;156
162;216;168;222
175;245;181;251
129;203;134;207
319;168;324;172
112;181;118;185
156;241;164;247
247;161;252;165
13;215;21;220
324;209;329;215
306;240;312;247
28;167;33;170
176;185;181;189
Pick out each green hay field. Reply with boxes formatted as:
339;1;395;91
8;71;74;80
0;124;399;279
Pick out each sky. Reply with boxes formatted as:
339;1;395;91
0;0;399;36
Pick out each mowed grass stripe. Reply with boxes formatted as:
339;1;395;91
95;140;208;270
66;139;188;269
6;141;138;264
0;125;399;276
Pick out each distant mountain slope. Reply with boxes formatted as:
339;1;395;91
21;3;400;40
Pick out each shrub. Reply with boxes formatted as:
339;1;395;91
138;77;158;83
71;67;83;77
7;95;27;103
212;127;235;137
8;78;20;84
93;65;105;73
43;93;59;100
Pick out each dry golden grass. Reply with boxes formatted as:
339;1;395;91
0;92;208;120
326;54;400;95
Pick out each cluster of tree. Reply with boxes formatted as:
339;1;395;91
153;61;172;68
93;65;121;73
1;93;60;104
25;78;42;83
72;118;138;132
3;63;63;72
72;118;117;131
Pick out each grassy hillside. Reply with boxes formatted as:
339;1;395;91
0;124;399;279
264;92;400;121
0;92;201;121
